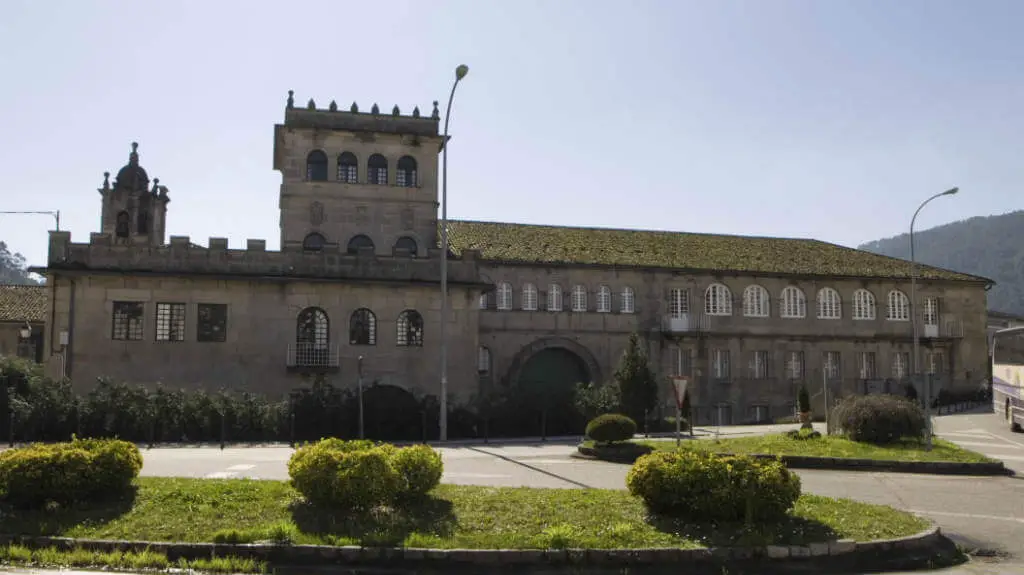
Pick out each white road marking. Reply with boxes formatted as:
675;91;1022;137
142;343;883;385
226;464;256;471
941;430;999;439
443;473;509;479
949;441;1021;449
982;431;1024;450
521;459;577;464
906;509;1024;524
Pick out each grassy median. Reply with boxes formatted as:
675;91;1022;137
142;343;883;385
0;477;928;551
631;433;994;463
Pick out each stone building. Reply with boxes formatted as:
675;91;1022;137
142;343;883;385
30;91;994;425
0;285;46;363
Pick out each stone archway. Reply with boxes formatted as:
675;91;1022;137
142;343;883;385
499;338;602;436
362;383;422;441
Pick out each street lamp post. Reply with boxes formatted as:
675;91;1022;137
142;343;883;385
910;187;959;450
439;64;469;443
0;210;61;231
357;355;365;439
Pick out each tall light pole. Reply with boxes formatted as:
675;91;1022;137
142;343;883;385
439;64;469;442
0;210;61;231
910;186;958;450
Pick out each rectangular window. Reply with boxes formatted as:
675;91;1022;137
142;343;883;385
923;297;939;325
155;302;186;342
751;350;771;379
620;287;635;314
892;351;909;379
858;351;877;379
112;301;145;341
823;351;841;379
479;293;488;310
669;288;689;318
197;304;228;342
674;347;693;376
786;351;804;380
712;349;730;380
927;350;946;374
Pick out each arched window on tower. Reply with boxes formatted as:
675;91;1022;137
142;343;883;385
337;152;358;183
115;211;131;238
306;150;328;181
137;212;150;235
394;236;418;256
368;154;388;185
397;156;418;187
303;232;326;252
347;234;375;255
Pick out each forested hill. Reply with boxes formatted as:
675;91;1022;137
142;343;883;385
858;210;1024;315
0;241;40;285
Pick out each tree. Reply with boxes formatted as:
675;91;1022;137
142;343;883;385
573;380;621;420
614;332;659;424
0;241;39;285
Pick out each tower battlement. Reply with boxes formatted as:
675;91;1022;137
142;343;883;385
44;231;483;286
283;91;440;137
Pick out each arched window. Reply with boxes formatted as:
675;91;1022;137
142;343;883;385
478;346;491;374
743;285;769;317
347;234;375;255
522;283;538;311
137;211;150;234
368;154;388;185
296;307;329;348
547;284;563;311
115;211;131;238
571;285;587;312
397;156;418;187
817;287;841;319
780;286;807;318
394;236;418;256
337;152;358;183
620;286;635;313
303;232;326;252
396;310;424;346
704;283;732;316
597;285;611;313
887;289;910;321
853;289;876;320
497;282;513;310
349;308;376;345
306;150;328;181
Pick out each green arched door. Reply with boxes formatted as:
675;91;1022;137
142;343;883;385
515;347;591;436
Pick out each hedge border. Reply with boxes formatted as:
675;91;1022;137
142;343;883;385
0;525;955;574
574;445;1012;476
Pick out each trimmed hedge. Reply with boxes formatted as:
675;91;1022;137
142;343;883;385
0;437;142;508
626;450;801;522
585;414;637;444
831;394;926;445
287;439;444;509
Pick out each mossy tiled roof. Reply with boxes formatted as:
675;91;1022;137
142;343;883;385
444;221;990;283
0;285;47;323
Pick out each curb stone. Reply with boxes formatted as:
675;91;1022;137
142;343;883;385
574;445;1011;476
0;524;950;573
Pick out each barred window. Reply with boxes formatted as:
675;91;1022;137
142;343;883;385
887;290;910;321
397;310;424;347
197;304;227;342
478;346;491;374
349;308;377;345
597;285;611;313
705;283;732;315
571;285;587;312
669;288;689;318
750;350;771;379
155;303;186;342
396;156;417;187
780;286;806;318
923;297;939;325
712;349;730;379
547;284;563;311
497;282;513;310
823;351;841;379
620;286;634;313
858;351;877;379
892;352;909;379
112;301;144;341
853;289;876;320
368;153;388;185
297;307;330;347
786;351;804;380
306;150;328;181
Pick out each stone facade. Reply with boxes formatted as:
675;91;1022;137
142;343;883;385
0;285;46;364
29;91;995;425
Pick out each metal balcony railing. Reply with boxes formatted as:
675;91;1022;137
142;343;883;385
920;318;964;339
287;343;341;369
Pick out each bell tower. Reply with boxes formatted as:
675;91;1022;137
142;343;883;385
98;142;171;246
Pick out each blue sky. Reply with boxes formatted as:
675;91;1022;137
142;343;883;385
1;0;1021;267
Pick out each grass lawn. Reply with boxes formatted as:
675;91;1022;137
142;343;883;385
633;433;994;463
1;477;928;550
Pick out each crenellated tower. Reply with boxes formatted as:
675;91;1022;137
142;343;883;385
98;142;170;246
273;92;445;257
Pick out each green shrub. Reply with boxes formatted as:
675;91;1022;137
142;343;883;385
288;438;443;508
797;385;811;413
831;394;926;445
585;414;637;444
391;444;444;498
626;450;801;522
0;437;142;508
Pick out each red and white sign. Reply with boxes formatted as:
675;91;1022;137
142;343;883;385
670;376;689;410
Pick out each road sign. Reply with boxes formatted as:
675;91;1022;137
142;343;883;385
671;376;689;409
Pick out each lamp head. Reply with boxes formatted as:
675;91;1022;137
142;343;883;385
19;323;31;340
943;187;959;196
455;65;469;81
